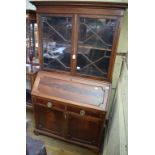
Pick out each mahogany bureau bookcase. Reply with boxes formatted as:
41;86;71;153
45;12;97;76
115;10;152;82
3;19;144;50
30;0;128;152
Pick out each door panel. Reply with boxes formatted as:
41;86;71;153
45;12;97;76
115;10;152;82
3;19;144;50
34;105;65;136
68;113;102;146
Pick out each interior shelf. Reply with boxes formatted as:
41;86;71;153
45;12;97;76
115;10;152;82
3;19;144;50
52;43;112;52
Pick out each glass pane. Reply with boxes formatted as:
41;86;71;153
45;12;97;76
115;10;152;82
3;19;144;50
41;15;72;71
26;19;38;63
77;17;117;78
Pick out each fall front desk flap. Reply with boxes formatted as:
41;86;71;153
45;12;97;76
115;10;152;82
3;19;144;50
32;71;111;111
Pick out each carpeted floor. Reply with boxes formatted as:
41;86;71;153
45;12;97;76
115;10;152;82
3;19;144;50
26;109;97;155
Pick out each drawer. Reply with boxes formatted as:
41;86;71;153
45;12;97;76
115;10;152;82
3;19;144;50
67;106;103;118
35;98;65;110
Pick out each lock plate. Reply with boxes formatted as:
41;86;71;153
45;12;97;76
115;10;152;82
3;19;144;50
80;110;85;116
47;101;52;108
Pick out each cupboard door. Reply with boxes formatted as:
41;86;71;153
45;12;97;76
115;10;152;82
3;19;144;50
67;113;102;146
40;15;73;72
34;105;65;136
76;16;118;79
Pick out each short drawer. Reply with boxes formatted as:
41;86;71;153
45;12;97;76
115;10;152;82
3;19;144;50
35;98;65;110
67;106;102;118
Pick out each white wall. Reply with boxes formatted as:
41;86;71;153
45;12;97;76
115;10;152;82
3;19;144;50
103;59;128;155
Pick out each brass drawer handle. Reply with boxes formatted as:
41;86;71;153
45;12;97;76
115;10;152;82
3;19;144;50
80;110;85;116
47;102;53;108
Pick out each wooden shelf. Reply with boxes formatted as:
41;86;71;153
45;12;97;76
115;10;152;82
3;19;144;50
79;45;112;51
56;43;112;52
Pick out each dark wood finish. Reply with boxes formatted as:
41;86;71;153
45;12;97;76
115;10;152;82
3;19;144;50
30;0;127;82
32;71;110;110
107;18;121;82
36;6;124;16
67;113;103;145
31;1;128;9
34;128;100;151
71;14;79;75
34;104;65;136
32;71;110;152
30;0;127;152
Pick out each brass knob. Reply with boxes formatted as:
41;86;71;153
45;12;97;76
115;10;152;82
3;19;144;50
47;102;53;108
80;110;85;116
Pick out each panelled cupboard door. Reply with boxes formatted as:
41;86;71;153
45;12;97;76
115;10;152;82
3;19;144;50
67;113;102;146
34;105;65;136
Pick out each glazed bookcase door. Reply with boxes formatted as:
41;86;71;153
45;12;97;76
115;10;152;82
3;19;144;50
76;16;118;80
40;15;73;72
